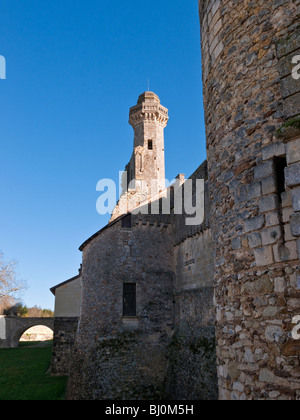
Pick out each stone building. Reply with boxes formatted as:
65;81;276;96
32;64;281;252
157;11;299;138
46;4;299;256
50;0;300;400
199;0;300;400
51;92;217;399
50;270;81;375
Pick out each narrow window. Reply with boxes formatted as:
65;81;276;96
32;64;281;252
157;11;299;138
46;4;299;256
274;156;287;243
274;156;287;203
121;214;132;229
148;140;153;150
123;283;136;316
138;153;143;171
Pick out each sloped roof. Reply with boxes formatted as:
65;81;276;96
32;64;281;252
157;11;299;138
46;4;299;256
50;273;81;296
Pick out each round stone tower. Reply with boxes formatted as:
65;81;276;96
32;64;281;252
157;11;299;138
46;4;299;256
199;0;300;400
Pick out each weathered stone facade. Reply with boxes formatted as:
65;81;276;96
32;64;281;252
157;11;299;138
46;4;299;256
51;1;300;400
199;0;300;400
50;272;82;375
58;89;218;399
50;317;79;376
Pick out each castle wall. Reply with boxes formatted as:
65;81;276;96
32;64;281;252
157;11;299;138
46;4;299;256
64;158;219;399
199;0;300;400
166;229;218;400
50;317;79;376
165;163;218;400
50;275;81;375
67;215;175;400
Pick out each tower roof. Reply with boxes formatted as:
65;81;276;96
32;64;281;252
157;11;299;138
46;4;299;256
137;91;160;104
129;91;168;128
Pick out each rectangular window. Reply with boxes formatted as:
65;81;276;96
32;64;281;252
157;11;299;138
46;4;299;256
148;140;153;150
121;214;132;229
123;283;136;317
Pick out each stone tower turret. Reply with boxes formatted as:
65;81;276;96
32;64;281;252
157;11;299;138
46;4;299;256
110;92;169;221
199;0;300;400
129;91;168;194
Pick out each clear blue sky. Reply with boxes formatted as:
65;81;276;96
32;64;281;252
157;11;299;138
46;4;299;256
0;0;206;310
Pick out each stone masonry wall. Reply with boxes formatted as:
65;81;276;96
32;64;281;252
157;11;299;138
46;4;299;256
66;159;219;399
166;229;218;400
67;215;174;400
50;317;79;376
199;0;300;400
166;161;218;399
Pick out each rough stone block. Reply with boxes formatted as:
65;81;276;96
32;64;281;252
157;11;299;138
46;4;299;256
274;277;286;293
231;237;241;250
261;226;282;245
265;326;283;343
286;138;300;165
290;213;300;237
254;246;274;267
247;182;262;200
283;207;293;223
284;223;294;242
281;191;292;208
248;232;262;248
265;212;280;227
244;276;274;294
262;143;286;161
262;176;277;195
281;76;300;99
259;195;279;213
276;27;300;58
283;92;300;119
285;163;300;188
278;50;300;78
244;215;265;233
259;368;275;382
273;241;298;262
292;187;300;212
254;161;274;180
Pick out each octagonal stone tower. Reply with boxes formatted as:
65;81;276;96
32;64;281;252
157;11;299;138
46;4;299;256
129;91;169;194
110;92;169;221
199;0;300;400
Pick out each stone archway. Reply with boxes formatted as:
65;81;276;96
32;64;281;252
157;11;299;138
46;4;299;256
0;316;54;348
19;325;53;344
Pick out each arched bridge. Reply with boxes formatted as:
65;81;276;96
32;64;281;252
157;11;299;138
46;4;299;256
0;316;54;348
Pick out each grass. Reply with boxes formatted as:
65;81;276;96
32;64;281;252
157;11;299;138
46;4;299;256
0;342;68;400
276;116;300;138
